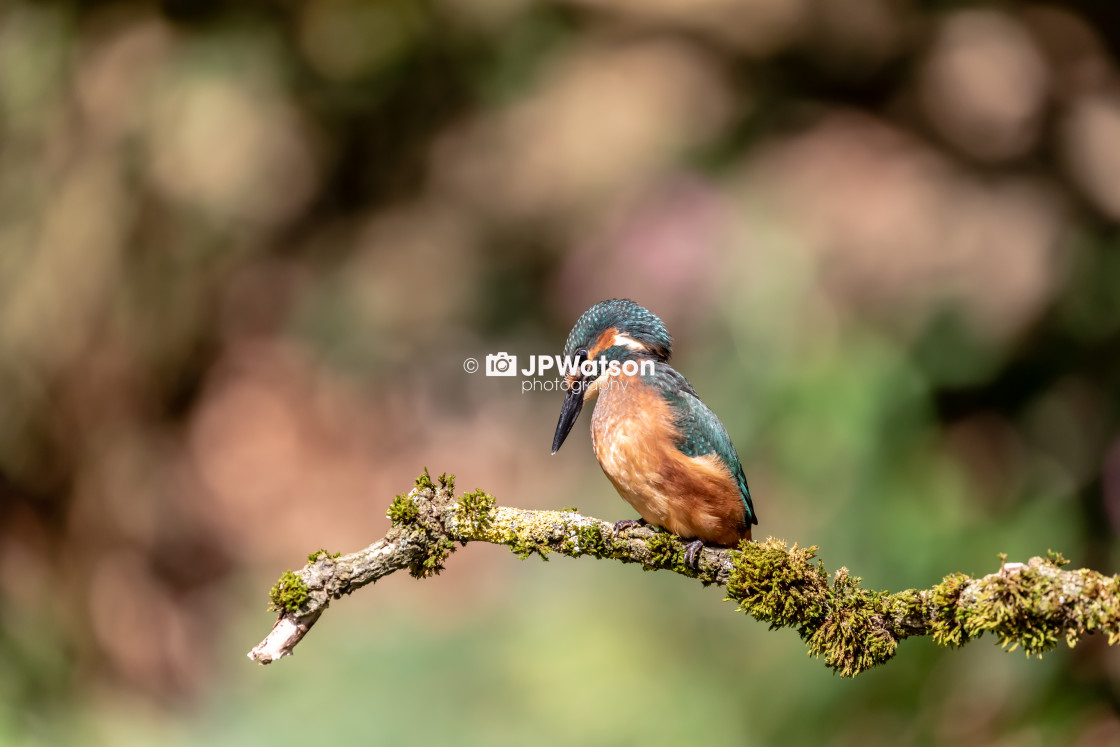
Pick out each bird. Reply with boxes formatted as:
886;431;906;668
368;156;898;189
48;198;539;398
550;299;757;566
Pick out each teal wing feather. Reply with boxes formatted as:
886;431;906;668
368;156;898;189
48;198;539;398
652;367;758;526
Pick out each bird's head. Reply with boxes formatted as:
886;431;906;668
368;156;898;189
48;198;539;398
551;299;671;454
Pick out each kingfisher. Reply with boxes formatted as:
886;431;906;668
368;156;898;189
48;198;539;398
551;299;757;566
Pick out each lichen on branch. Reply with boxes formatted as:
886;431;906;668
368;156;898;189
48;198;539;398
248;469;1120;676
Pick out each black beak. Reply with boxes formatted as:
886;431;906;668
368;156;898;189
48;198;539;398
551;386;584;454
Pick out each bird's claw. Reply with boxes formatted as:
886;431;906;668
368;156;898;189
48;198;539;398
684;540;704;569
612;518;647;535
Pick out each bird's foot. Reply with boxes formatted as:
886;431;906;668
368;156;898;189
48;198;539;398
683;540;705;569
612;518;647;535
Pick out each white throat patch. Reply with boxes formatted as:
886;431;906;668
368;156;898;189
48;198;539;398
612;332;647;351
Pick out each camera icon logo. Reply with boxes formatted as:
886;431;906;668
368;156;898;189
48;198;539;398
485;353;518;376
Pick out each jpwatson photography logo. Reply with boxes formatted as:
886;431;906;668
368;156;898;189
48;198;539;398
461;353;654;393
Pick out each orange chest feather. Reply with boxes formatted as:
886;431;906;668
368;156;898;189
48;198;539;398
590;378;676;508
589;378;749;546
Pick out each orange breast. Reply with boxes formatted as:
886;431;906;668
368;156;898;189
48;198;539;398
590;375;750;547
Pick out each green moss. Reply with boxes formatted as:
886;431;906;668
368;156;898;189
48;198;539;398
922;552;1117;658
929;572;972;647
560;506;579;513
1046;549;1070;567
438;472;456;494
644;532;684;571
560;523;609;557
509;534;550;560
803;571;897;677
804;597;897;676
388;493;420;526
307;549;341;562
728;540;829;629
268;570;309;613
393;473;468;577
580;524;607;553
725;539;901;676
457;489;496;533
411;534;456;579
961;561;1063;656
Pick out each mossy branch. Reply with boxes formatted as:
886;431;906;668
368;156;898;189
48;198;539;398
248;469;1120;676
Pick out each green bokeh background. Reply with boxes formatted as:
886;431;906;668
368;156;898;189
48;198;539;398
2;1;1120;745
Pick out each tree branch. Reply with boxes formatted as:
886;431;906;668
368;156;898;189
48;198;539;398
248;470;1120;676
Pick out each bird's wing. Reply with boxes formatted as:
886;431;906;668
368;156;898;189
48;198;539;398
656;369;758;526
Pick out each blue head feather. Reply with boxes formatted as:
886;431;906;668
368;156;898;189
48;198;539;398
562;299;672;360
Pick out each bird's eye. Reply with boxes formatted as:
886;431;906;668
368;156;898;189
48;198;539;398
576;348;588;362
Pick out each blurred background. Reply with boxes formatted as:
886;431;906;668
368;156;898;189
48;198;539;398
2;0;1120;744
